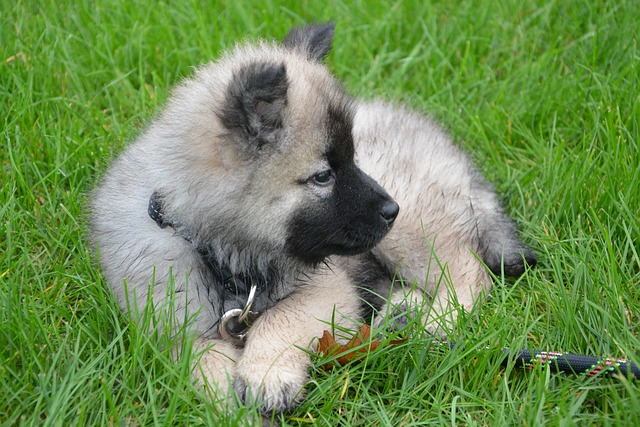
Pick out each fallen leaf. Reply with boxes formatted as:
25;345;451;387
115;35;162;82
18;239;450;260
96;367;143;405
317;324;405;368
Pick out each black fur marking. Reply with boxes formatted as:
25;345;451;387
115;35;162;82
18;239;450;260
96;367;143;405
285;101;398;264
282;22;335;62
218;62;289;151
286;164;397;264
325;102;355;170
347;252;394;322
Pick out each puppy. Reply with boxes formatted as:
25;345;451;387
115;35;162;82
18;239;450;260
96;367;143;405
90;23;534;414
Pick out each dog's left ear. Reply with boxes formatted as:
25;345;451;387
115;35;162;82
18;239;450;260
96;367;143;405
283;22;335;62
219;61;288;151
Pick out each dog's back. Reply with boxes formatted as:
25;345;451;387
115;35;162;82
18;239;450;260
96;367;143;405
353;100;535;321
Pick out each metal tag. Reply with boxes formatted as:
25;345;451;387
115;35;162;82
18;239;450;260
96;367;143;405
218;309;259;346
217;283;259;347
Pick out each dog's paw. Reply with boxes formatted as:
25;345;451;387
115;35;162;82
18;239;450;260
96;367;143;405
233;361;308;414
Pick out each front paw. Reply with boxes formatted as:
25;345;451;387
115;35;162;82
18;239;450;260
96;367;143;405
234;360;308;413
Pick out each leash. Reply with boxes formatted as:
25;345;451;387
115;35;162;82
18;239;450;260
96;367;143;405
432;341;640;380
502;348;640;379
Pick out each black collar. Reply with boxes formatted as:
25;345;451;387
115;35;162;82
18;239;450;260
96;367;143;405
148;192;268;296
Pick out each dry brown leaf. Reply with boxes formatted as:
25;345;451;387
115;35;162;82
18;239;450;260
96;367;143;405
317;324;405;369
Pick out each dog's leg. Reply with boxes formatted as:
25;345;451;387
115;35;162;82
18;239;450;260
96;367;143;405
233;265;361;414
193;338;240;394
423;250;492;331
471;184;537;277
372;243;492;334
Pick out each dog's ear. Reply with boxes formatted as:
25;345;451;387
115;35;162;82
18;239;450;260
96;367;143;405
219;61;288;151
283;22;335;62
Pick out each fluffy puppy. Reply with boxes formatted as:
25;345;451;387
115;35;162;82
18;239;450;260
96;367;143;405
89;23;535;415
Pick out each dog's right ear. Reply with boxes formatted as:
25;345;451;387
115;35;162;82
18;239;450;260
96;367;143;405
283;22;335;62
218;61;289;152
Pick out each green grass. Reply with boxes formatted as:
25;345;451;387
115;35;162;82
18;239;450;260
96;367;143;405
2;0;639;425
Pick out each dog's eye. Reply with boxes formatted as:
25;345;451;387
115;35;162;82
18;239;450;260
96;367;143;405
312;170;334;186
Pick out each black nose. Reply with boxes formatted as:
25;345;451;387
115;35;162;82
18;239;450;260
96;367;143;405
380;200;399;225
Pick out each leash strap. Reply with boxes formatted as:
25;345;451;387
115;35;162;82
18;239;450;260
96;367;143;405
433;341;640;380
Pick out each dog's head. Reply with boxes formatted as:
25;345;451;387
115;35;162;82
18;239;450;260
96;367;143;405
152;24;398;267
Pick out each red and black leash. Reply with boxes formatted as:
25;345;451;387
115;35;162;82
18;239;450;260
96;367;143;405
435;341;640;380
501;348;640;379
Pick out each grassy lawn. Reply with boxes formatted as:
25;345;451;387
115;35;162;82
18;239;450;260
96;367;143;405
2;0;639;425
